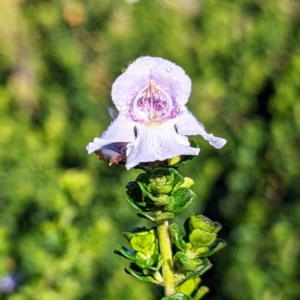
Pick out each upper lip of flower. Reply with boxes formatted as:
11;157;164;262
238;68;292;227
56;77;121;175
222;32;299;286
86;56;227;169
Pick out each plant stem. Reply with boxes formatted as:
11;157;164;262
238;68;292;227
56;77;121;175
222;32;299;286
157;220;176;296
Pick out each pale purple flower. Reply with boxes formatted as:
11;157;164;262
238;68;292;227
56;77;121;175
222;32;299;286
87;56;226;169
0;272;21;294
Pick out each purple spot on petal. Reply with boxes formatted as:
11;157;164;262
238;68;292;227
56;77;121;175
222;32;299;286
130;79;180;123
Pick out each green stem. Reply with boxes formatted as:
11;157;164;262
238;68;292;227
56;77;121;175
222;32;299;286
157;220;176;296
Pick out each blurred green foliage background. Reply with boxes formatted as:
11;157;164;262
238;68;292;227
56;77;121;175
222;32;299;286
0;0;300;299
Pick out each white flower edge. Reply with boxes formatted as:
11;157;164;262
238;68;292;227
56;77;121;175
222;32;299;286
86;110;226;169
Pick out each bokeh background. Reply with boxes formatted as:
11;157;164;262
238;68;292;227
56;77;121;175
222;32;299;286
0;0;300;299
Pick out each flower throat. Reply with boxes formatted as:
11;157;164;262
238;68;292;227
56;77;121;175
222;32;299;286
132;79;173;123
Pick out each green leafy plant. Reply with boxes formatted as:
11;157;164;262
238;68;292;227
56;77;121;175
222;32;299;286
87;57;226;298
115;164;225;299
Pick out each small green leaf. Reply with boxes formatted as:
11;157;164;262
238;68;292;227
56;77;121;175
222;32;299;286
177;278;201;296
148;168;175;195
136;172;150;185
180;177;194;189
161;293;192;300
173;252;204;272
166;188;195;213
130;230;156;253
206;239;226;256
168;156;182;166
136;253;162;271
193;285;210;300
137;212;175;222
169;168;185;192
122;227;158;259
124;184;145;212
169;223;185;250
184;258;213;281
113;245;137;261
189;229;217;247
188;215;222;233
152;195;172;206
125;264;159;284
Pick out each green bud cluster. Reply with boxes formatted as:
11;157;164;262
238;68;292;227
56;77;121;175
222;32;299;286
114;227;163;284
169;215;226;298
125;168;195;222
115;166;225;299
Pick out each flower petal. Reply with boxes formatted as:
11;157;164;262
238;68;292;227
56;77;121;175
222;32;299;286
175;110;227;149
111;56;191;114
125;122;199;169
86;115;136;154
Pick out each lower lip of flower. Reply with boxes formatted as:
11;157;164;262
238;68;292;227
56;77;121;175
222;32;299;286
131;79;176;123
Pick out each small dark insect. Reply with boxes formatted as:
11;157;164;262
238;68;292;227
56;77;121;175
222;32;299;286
174;124;178;134
134;126;138;138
